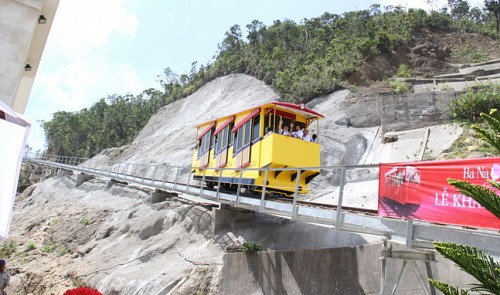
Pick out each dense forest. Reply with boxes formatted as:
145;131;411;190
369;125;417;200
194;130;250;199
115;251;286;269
42;0;500;158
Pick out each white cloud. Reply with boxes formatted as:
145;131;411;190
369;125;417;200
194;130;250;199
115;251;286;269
50;0;138;55
40;0;141;110
27;0;142;151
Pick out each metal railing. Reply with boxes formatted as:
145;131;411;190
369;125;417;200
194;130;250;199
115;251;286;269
23;153;500;256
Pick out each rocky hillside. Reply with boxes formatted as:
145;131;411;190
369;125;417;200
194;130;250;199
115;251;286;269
4;73;462;294
349;27;500;89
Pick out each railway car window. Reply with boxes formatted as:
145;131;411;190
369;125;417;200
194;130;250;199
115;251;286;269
215;134;221;154
197;139;202;158
236;129;243;153
211;128;216;148
265;113;278;132
229;122;235;146
282;117;292;128
244;121;251;146
215;125;230;155
203;131;211;152
264;113;272;131
252;114;260;141
198;129;212;158
233;120;252;154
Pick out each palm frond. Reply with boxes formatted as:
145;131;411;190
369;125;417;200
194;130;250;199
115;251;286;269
429;279;470;295
448;179;500;219
472;108;500;153
433;242;500;294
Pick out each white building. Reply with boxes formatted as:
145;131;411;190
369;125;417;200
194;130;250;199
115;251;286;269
0;0;59;114
0;0;59;240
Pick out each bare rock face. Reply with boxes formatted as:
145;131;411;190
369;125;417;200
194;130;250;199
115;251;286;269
9;177;223;294
411;41;450;61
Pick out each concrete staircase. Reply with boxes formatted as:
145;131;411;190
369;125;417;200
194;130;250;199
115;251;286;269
397;58;500;93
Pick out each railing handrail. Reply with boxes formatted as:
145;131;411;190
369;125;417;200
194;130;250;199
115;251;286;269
22;153;500;257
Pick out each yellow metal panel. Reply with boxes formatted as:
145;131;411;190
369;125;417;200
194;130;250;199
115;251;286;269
268;134;320;167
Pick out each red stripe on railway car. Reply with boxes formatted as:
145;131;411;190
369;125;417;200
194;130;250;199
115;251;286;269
231;108;260;132
196;121;215;140
214;115;235;136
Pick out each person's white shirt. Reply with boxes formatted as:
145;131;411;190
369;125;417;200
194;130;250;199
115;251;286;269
302;134;311;142
0;271;10;295
279;129;292;136
292;129;303;139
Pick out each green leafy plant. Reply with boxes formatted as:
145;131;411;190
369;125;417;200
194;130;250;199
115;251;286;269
242;242;263;254
449;84;500;122
0;239;16;257
472;109;500;152
25;241;37;251
430;108;500;294
80;216;90;226
451;46;488;63
389;80;411;94
42;245;55;253
396;64;412;78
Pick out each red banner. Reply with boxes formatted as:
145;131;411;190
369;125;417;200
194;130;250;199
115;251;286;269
378;158;500;230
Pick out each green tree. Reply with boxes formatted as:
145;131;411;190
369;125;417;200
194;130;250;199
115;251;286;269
484;0;500;32
430;108;500;295
43;6;500;155
448;0;471;19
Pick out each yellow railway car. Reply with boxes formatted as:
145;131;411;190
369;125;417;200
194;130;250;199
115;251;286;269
191;101;324;194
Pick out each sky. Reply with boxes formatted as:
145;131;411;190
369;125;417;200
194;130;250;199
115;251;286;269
25;0;484;152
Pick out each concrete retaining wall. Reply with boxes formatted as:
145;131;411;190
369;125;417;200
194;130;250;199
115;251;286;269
378;90;459;133
220;244;381;295
214;207;479;295
220;242;479;295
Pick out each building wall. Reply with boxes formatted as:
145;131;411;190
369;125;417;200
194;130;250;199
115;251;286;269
0;0;59;114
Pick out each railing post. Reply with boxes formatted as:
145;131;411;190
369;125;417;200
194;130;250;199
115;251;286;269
199;168;207;197
235;169;243;205
215;168;223;201
174;166;180;189
141;164;146;182
291;168;301;219
132;163;137;182
259;169;269;213
152;164;158;185
406;219;414;248
335;166;347;229
162;165;168;188
185;169;192;193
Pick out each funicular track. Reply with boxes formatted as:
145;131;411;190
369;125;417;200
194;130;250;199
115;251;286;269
23;154;500;257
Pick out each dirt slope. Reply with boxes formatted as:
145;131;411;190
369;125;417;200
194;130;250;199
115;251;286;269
349;27;500;89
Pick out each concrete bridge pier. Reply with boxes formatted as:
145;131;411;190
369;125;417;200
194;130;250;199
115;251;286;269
75;173;94;187
150;189;178;203
57;168;73;177
211;204;255;236
40;167;55;182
